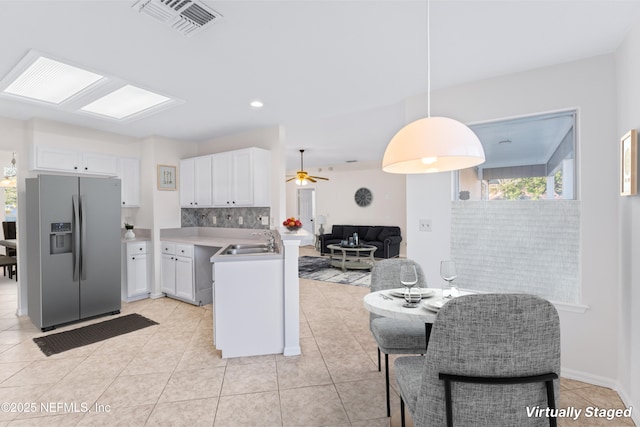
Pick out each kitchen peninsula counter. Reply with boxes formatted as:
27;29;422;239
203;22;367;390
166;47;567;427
160;227;282;260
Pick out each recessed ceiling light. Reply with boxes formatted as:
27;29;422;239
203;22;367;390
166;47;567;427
250;100;264;108
80;85;172;119
2;56;103;104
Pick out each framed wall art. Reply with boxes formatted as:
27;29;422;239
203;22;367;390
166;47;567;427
158;164;177;191
620;129;637;196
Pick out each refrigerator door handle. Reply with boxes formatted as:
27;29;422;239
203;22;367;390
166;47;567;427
72;194;80;281
80;195;87;281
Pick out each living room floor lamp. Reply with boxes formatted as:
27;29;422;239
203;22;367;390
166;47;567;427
382;0;485;174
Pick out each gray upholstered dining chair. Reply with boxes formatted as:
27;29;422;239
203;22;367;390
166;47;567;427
370;258;430;417
395;293;561;427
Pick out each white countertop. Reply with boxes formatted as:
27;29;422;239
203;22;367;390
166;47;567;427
121;237;151;243
159;228;283;262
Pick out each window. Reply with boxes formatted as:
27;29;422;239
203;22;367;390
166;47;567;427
451;110;580;305
4;187;16;221
456;110;576;201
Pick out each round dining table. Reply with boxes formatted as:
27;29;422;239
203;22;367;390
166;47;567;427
363;288;452;323
363;288;475;327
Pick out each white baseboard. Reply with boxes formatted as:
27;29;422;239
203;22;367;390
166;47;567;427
150;292;165;299
562;368;638;425
615;387;639;426
561;368;619;389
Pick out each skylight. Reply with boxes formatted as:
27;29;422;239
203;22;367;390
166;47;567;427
3;56;103;104
80;85;172;120
0;50;181;122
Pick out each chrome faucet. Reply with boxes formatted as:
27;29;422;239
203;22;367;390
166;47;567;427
264;231;276;252
252;230;276;252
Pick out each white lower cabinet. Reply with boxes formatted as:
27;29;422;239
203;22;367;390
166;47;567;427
175;256;194;301
161;241;217;306
122;241;150;302
213;258;284;358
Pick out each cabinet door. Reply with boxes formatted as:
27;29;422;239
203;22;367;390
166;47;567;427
82;152;118;176
175;256;194;301
127;254;149;297
231;150;253;206
180;158;195;207
212;152;232;206
161;253;176;294
33;145;81;173
194;156;213;207
118;157;141;207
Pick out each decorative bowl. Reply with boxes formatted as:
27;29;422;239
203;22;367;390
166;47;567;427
286;225;301;232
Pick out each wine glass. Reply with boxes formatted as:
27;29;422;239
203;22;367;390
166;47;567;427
400;264;420;308
440;260;459;299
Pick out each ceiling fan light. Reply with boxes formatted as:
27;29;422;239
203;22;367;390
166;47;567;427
382;116;485;174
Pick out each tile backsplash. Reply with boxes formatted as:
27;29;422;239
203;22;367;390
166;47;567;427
181;207;271;229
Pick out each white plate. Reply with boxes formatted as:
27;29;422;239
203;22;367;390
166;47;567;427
423;299;446;312
388;288;435;299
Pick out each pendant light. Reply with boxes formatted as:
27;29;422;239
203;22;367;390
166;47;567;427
382;0;485;174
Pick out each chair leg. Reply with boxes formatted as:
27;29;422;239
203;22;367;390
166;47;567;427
385;353;390;417
400;397;406;427
377;347;381;372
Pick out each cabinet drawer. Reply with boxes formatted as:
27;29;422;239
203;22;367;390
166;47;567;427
175;244;193;258
161;242;176;255
126;242;147;257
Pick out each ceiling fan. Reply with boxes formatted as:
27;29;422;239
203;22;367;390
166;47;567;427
286;149;329;185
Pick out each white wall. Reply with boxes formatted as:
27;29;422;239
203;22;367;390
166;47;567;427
141;136;198;297
285;161;407;255
198;125;285;225
405;55;620;385
615;19;640;417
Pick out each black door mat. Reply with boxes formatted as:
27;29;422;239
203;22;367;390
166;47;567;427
33;313;158;356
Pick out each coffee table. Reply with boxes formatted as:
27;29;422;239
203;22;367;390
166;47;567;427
326;244;376;272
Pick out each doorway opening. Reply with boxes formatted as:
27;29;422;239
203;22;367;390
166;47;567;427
297;187;315;246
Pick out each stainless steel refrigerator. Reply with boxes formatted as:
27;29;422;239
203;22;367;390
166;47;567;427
26;175;122;331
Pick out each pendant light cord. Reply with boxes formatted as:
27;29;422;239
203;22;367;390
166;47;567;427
427;0;431;118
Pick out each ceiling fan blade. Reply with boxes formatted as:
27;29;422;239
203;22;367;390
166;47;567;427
311;176;329;181
307;177;317;183
286;177;297;182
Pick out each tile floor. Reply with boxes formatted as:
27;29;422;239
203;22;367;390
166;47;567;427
0;248;634;426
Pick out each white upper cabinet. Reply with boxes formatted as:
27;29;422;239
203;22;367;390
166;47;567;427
212;147;271;207
180;156;213;207
118;157;141;207
31;145;118;176
81;152;118;175
32;145;82;173
211;152;232;206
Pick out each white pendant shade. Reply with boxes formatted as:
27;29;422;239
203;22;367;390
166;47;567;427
382;116;485;174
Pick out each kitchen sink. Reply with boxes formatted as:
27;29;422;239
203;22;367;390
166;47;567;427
227;244;269;250
222;244;271;255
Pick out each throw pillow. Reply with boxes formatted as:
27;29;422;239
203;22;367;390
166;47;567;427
364;226;382;241
377;228;398;241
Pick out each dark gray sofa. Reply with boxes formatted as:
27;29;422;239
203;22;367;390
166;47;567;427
319;225;402;259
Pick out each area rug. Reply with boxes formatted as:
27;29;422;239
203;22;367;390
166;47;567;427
33;313;158;357
298;256;371;287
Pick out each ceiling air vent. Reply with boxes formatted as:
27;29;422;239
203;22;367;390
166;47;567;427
132;0;223;36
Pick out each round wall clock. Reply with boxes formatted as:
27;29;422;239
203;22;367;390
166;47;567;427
354;187;373;207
